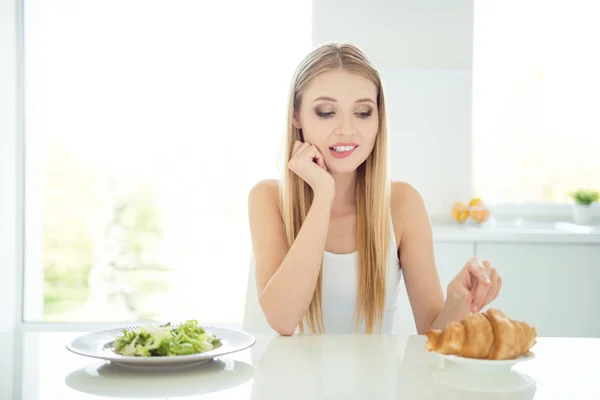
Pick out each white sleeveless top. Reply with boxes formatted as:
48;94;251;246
320;214;401;334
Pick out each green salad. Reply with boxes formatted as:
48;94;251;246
112;320;221;357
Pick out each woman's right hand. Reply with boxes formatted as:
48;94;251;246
288;141;334;199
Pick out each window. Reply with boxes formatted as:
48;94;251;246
472;1;600;205
23;0;312;323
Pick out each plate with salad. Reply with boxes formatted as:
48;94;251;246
67;320;255;368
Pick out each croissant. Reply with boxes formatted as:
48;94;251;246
424;308;537;360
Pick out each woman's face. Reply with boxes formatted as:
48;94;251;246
294;69;379;173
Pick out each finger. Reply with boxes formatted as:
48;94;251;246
463;268;473;290
297;142;311;155
467;259;491;312
291;141;303;157
493;275;502;301
464;290;474;308
291;141;307;159
466;257;492;286
288;142;312;171
469;278;478;310
454;284;474;308
309;145;327;170
487;273;501;304
471;283;490;313
292;143;311;161
482;260;491;270
480;268;499;310
303;144;327;170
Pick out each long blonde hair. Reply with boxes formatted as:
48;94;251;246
280;43;390;334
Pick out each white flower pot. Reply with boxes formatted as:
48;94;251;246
572;204;593;225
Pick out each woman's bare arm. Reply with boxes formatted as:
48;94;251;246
391;182;447;334
248;180;333;335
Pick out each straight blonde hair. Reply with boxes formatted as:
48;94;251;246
280;43;390;334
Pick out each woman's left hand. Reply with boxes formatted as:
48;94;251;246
446;256;502;314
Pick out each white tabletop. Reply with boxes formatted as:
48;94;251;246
2;331;599;399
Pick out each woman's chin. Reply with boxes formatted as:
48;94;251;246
326;157;367;174
327;164;360;174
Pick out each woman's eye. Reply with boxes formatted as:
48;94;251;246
316;110;335;118
315;109;373;118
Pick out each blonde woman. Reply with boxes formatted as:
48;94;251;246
248;43;502;336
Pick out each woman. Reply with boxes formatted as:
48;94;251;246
248;43;501;336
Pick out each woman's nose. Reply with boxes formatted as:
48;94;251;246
335;117;356;136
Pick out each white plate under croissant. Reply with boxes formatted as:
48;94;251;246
438;351;535;372
425;308;537;370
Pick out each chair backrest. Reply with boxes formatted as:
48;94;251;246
243;254;274;334
396;283;418;340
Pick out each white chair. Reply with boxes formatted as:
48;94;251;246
243;254;275;334
396;283;418;340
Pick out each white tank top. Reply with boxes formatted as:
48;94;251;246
320;214;401;334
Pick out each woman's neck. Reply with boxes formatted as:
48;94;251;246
330;171;357;213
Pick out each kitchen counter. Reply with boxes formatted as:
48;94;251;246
2;330;600;399
432;220;600;244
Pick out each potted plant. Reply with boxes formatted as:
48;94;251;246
569;189;599;225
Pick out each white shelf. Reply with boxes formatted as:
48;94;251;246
432;220;600;244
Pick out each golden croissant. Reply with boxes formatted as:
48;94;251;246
425;308;537;360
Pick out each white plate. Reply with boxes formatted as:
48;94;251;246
438;351;535;372
67;324;256;368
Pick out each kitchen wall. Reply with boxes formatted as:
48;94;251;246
311;0;600;340
313;0;474;218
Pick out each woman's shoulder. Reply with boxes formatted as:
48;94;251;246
249;179;280;194
390;181;428;240
248;179;281;212
390;180;425;210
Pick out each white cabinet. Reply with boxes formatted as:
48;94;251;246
397;238;600;339
433;242;476;289
476;243;600;338
397;242;475;338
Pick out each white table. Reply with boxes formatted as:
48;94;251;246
2;331;599;399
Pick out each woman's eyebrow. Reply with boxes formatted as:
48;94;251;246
312;96;376;105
